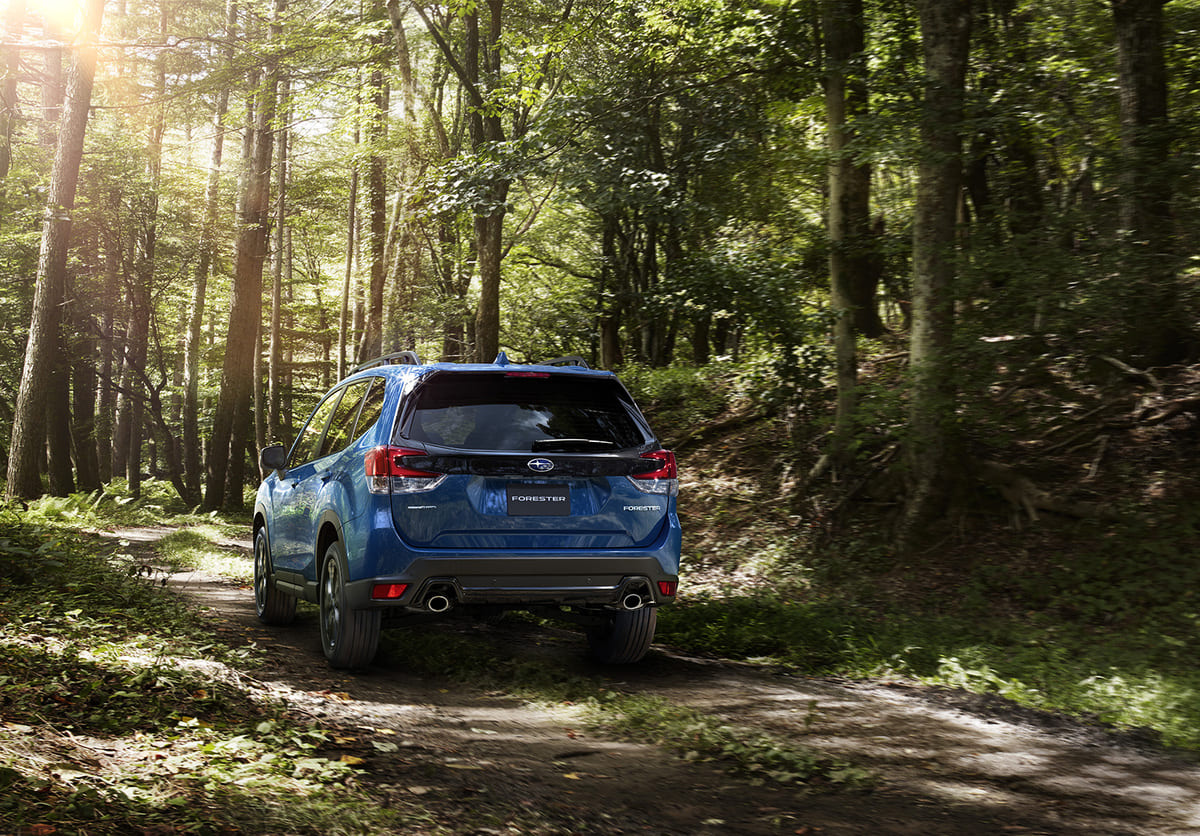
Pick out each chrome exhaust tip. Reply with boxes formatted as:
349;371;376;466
426;594;453;613
620;592;646;611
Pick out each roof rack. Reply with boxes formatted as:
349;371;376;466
542;356;591;369
352;350;422;373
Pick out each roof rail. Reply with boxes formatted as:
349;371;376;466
352;350;422;373
542;356;591;369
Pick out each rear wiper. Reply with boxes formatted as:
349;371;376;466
531;438;617;452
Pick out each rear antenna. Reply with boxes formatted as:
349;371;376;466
494;352;510;366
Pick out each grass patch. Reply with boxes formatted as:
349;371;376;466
378;623;867;790
0;510;418;835
657;537;1200;753
157;525;253;582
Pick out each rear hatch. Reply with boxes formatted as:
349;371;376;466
385;369;675;550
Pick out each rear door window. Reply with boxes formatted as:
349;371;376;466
400;373;651;452
319;380;371;458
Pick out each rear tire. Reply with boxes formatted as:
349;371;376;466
587;607;657;664
254;528;296;625
319;540;381;669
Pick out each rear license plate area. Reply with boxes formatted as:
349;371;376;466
506;483;570;516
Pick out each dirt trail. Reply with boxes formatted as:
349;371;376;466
141;528;1200;836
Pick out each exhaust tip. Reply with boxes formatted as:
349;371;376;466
621;592;646;611
426;594;453;613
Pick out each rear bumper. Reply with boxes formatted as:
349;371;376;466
345;517;681;612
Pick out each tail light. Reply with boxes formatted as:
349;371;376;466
365;446;445;494
628;450;678;496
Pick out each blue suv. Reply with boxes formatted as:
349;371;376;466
253;352;681;668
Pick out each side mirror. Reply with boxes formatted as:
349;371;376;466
260;443;288;473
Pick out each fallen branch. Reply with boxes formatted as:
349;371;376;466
977;460;1117;525
1135;395;1200;427
1098;355;1161;391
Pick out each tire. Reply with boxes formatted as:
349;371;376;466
587;607;657;664
254;528;296;625
319;540;381;669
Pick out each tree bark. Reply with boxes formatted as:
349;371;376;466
358;63;388;363
899;0;971;546
5;0;104;501
123;1;167;500
268;78;288;439
205;0;281;511
416;0;509;363
338;84;359;381
821;0;874;469
183;0;235;507
0;0;25;182
1111;0;1183;363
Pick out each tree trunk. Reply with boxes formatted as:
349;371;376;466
183;0;234;507
899;0;971;547
1111;0;1183;363
5;0;104;501
358;65;388;363
46;335;74;496
268;79;287;440
0;0;24;183
205;0;280;511
338;89;359;381
416;0;509;363
124;3;167;500
96;202;120;482
820;0;874;471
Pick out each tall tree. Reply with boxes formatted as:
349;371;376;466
817;0;874;479
899;0;971;545
183;0;236;507
6;0;105;500
415;0;568;362
205;0;282;511
356;0;389;364
1111;0;1184;362
0;0;24;183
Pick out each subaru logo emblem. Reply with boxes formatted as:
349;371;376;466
527;458;554;473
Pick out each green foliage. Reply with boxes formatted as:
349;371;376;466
655;513;1200;752
590;693;870;788
20;480;221;529
658;593;859;670
618;363;737;429
379;622;865;787
0;513;404;835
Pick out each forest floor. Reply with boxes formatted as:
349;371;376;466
134;523;1200;836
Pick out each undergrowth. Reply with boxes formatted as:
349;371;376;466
664;509;1200;753
0;510;416;835
378;625;869;790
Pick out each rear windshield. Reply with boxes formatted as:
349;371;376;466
398;373;653;452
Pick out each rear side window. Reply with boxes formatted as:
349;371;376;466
400;373;652;452
319;379;372;458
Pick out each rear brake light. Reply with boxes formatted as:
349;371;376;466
366;446;445;494
628;450;678;496
504;371;550;378
633;450;677;480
